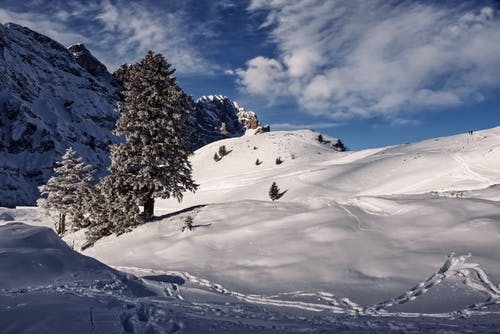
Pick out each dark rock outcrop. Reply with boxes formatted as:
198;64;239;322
191;95;261;150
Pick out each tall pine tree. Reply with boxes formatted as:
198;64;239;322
38;147;94;235
111;50;198;218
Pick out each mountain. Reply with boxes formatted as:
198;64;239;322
0;23;262;207
191;94;265;150
0;22;119;207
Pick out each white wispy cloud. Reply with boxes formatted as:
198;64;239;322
0;7;90;47
271;122;340;131
239;1;500;120
93;1;215;73
0;1;217;74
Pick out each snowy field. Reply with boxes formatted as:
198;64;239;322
1;127;500;333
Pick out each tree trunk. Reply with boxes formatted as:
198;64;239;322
57;212;66;236
144;197;155;218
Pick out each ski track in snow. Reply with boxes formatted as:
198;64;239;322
452;154;490;185
114;253;500;320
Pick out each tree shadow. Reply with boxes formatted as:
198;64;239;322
142;274;186;285
276;189;288;200
151;204;206;222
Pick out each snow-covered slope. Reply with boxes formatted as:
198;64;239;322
0;22;118;207
2;127;500;331
2;211;500;333
78;127;500;315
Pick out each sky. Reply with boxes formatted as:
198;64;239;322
0;0;499;150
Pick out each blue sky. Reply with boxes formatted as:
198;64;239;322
0;0;499;150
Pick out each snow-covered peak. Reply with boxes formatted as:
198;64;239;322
197;95;240;113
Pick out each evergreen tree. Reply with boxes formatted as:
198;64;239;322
269;182;280;201
37;147;94;235
81;175;142;249
218;145;228;157
110;50;198;219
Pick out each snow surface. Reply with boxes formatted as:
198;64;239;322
2;127;500;332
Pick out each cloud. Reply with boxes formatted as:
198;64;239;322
271;122;340;131
0;0;217;74
239;1;500;120
93;1;215;73
0;6;90;47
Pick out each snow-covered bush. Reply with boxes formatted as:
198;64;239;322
182;216;194;232
269;182;280;201
334;139;347;151
218;145;228;157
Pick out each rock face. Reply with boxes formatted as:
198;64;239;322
191;95;261;150
68;43;114;82
0;23;118;207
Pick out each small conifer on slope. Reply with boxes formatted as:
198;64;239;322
269;182;280;201
111;50;198;218
37;147;94;235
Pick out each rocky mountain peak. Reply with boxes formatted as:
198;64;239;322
191;95;264;150
68;43;113;82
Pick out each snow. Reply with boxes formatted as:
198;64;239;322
1;127;500;332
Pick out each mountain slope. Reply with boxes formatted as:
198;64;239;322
0;22;119;207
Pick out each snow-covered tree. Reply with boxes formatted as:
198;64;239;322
110;51;198;218
218;145;228;157
37;147;94;235
269;182;280;201
81;175;142;249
